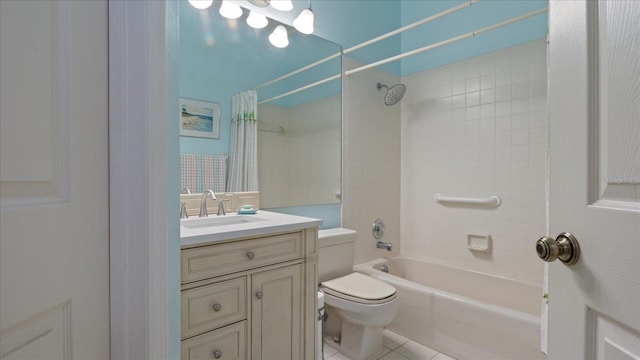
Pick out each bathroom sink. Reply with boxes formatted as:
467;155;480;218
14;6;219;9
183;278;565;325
180;210;323;247
181;215;267;229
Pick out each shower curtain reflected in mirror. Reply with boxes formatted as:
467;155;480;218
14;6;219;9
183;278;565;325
227;90;259;192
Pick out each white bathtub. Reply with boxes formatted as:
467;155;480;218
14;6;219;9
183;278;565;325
354;257;546;360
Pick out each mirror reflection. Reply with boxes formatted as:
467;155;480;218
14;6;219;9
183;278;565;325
179;1;342;227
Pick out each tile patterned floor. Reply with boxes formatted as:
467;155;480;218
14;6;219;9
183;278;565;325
323;329;456;360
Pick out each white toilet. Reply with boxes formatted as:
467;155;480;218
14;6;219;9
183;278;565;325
318;228;399;360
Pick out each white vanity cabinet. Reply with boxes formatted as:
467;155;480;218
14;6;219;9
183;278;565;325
180;226;318;360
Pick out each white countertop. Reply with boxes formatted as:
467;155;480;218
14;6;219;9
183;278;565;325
180;210;323;248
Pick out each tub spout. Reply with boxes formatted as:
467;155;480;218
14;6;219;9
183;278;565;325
376;241;392;251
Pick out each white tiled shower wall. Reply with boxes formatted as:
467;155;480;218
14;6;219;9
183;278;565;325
400;40;547;286
342;57;402;265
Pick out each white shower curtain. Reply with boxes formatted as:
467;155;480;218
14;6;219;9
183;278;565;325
227;90;259;192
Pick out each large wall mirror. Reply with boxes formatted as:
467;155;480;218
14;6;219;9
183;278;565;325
180;1;342;228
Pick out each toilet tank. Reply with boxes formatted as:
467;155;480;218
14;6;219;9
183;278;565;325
318;228;357;283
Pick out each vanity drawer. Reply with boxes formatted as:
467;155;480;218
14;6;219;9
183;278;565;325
181;277;247;339
181;232;303;283
181;321;246;360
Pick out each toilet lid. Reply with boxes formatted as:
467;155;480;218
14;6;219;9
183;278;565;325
321;272;396;300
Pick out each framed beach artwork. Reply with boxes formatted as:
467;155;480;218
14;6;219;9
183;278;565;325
180;98;220;139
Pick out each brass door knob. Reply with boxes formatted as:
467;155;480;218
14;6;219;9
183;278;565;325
536;232;580;265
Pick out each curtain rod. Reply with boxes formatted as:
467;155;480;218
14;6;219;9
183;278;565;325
343;0;479;55
345;7;548;76
258;126;285;135
257;74;341;104
253;52;341;90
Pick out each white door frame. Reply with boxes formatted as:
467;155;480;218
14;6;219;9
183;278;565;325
108;1;179;358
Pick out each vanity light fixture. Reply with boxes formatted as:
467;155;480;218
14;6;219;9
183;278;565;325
269;25;289;48
188;0;213;10
247;0;270;7
219;0;243;19
247;10;268;29
293;8;314;34
270;0;293;12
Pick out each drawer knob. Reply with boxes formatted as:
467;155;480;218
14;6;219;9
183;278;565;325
213;350;222;359
246;251;255;260
256;291;263;299
212;303;221;312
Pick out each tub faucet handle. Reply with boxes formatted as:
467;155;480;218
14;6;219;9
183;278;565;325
376;241;392;251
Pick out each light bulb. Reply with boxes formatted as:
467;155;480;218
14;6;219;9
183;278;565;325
219;0;242;19
270;0;293;11
188;0;213;9
269;25;289;48
246;11;268;29
293;8;314;34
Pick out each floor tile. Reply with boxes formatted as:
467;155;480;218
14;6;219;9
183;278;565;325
323;338;338;358
382;329;410;350
376;351;412;360
432;353;456;360
394;341;439;360
370;346;391;360
327;352;354;360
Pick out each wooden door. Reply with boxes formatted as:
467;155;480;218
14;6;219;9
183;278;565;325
0;1;110;358
547;1;640;358
251;264;303;360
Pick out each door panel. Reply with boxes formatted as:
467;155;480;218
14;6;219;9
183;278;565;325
0;1;109;358
0;1;67;204
547;1;640;358
593;0;640;208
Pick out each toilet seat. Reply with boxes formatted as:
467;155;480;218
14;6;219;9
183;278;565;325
321;272;397;305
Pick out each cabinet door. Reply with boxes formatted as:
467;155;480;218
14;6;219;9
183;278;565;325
251;264;303;360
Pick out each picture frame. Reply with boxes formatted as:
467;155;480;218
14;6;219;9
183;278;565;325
180;98;220;139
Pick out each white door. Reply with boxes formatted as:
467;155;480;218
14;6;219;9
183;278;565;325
0;1;110;358
547;1;640;359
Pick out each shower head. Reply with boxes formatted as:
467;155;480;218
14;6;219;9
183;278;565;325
377;82;406;106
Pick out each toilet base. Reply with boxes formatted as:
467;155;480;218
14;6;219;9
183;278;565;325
335;321;385;360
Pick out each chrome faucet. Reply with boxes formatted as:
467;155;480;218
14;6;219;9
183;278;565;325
376;241;392;251
199;189;216;217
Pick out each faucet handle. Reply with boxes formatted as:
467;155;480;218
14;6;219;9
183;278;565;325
180;202;189;219
217;198;230;216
